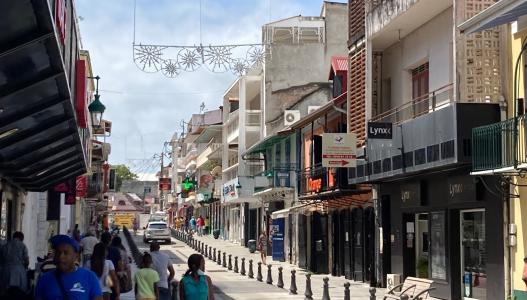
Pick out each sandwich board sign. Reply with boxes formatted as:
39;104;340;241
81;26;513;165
322;133;357;167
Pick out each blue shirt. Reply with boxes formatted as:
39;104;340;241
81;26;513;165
182;274;208;300
35;267;102;300
107;246;121;271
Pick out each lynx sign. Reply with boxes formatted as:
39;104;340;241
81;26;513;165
322;133;357;167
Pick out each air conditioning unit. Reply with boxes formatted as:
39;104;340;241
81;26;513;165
284;110;301;126
308;106;321;114
386;274;402;292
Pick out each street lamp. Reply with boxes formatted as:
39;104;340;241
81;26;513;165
88;75;106;128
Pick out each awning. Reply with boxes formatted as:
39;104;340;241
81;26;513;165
298;189;372;209
243;130;293;157
329;56;348;80
253;187;294;199
459;0;527;34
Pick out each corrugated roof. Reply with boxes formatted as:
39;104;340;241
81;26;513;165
329;56;348;80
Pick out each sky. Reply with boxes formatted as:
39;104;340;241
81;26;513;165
76;0;335;175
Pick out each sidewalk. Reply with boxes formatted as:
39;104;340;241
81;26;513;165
180;232;384;300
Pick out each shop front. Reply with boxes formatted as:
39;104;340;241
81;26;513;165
378;169;503;300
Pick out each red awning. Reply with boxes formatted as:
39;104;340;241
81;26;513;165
329;56;348;80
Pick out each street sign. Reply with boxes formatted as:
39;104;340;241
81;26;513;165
367;122;393;139
322;133;357;167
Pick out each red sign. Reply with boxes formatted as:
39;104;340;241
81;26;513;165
54;178;77;205
308;178;322;193
55;0;67;45
76;176;87;198
75;60;88;128
159;178;171;191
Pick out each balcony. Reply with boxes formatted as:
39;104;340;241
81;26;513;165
255;163;298;189
226;110;239;144
472;116;527;174
196;143;222;168
366;0;452;50
350;102;500;184
246;110;261;128
87;173;104;199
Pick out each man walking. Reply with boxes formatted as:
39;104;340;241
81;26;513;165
80;227;98;267
0;231;29;296
150;241;175;300
197;215;204;236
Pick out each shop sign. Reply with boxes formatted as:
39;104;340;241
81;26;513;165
222;178;239;203
367;122;393;139
448;176;476;203
400;182;421;207
55;0;67;45
322;133;357;167
76;176;87;198
308;178;322;193
159;178;171;191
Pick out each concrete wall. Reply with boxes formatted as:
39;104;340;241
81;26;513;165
121;180;158;200
264;3;348;135
380;7;453;109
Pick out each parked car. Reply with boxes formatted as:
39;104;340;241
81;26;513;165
143;221;171;244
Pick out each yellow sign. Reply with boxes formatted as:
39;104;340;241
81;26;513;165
113;213;135;227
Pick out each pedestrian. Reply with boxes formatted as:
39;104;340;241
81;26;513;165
133;218;139;235
179;254;214;300
258;231;271;265
134;252;160;300
73;224;81;242
150;241;175;300
81;227;99;267
190;216;197;234
175;217;182;231
197;215;204;236
100;232;122;300
205;216;210;235
111;237;133;293
35;234;103;300
87;243;120;300
0;231;29;295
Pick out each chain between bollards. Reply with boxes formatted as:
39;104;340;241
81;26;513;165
277;266;284;288
248;259;254;278
266;264;273;284
234;256;239;273
344;282;350;300
321;277;330;300
289;269;297;294
257;262;263;282
240;257;246;276
304;273;313;300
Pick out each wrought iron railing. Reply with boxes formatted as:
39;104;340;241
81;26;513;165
370;83;454;125
472;115;527;172
298;163;347;195
255;163;298;188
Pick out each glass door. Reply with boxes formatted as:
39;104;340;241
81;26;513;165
415;213;429;278
461;209;486;300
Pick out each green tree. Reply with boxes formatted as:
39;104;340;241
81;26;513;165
114;164;138;191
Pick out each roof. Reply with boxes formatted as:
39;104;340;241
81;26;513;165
194;125;223;144
329;56;348;80
459;0;527;33
287;91;347;131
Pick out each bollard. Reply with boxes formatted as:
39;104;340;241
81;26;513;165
256;262;263;282
208;246;212;259
344;282;350;300
289;270;298;294
240;257;246;276
228;254;233;270
400;295;409;300
222;252;227;268
266;264;273;284
321;277;330;300
217;250;222;265
248;259;254;278
234;256;239;273
213;248;217;262
277;266;284;288
369;287;376;300
304;273;313;300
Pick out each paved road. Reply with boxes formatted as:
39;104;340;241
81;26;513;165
125;231;307;299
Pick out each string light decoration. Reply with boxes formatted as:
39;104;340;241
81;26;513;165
132;0;267;78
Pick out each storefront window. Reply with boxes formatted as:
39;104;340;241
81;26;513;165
461;210;486;300
430;211;447;281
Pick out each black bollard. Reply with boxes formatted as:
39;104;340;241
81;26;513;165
217;250;222;265
344;282;350;300
266;264;273;284
369;287;376;300
209;246;212;259
248;259;254;278
277;266;284;288
213;248;217;262
289;270;298;294
321;277;330;300
240;257;246;276
234;256;239;273
256;262;263;282
228;254;233;270
222;252;227;268
304;273;313;300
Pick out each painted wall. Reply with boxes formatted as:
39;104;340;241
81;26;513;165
380;7;453;110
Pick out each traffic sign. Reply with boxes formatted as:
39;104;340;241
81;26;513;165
322;133;357;167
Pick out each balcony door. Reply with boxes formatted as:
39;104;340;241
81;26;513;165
412;62;429;117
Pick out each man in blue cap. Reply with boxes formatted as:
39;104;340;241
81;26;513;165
35;234;103;300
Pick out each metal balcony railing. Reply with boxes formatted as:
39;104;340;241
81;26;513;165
255;163;298;188
472;115;527;172
370;83;454;125
246;110;261;126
